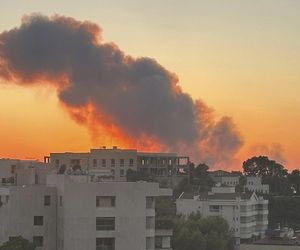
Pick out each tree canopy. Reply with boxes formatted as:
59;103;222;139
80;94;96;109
0;236;35;250
172;213;235;250
242;156;287;178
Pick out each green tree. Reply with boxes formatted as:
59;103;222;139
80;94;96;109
126;169;152;182
172;213;234;250
288;169;300;194
268;196;300;230
0;236;35;250
243;156;290;194
191;163;215;191
243;156;287;178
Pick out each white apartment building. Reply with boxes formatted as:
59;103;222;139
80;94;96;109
176;186;269;245
0;168;173;250
245;176;269;194
0;185;57;250
0;159;50;185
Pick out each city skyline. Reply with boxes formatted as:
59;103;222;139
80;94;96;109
1;0;300;170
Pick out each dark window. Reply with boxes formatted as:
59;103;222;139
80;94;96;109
129;159;134;166
11;165;16;174
155;237;162;248
146;217;155;229
60;196;63;206
44;195;51;206
96;217;115;230
209;205;220;212
120;169;124;177
93;159;97;167
96;238;115;250
111;159;115;167
120;159;124;167
96;196;116;208
146;197;155;209
34;174;39;184
102;159;106;167
55;159;60;165
34;216;43;226
33;236;44;247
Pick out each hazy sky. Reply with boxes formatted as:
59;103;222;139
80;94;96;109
0;0;299;169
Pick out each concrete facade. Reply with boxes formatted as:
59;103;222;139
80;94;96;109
245;176;269;194
0;167;173;250
0;185;57;250
47;147;190;187
176;187;269;244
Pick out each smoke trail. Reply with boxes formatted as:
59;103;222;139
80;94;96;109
0;14;243;167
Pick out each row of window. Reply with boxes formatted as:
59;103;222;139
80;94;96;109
96;236;171;250
95;196;155;209
33;215;154;231
96;216;154;231
92;159;134;167
55;159;135;167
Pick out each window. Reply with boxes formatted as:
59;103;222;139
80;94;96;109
146;237;154;250
96;196;116;208
209;205;220;212
96;238;115;250
59;196;63;206
146;197;155;209
93;159;97;167
129;158;134;167
6;195;9;203
34;216;44;226
33;236;43;247
35;174;39;184
96;217;115;230
155;237;162;249
120;169;124;177
155;236;171;249
111;159;115;167
11;165;16;174
146;217;155;229
102;159;106;167
120;159;124;167
44;195;51;206
55;159;60;166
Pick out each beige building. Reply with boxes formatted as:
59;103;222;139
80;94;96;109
46;147;190;186
176;186;269;245
0;163;173;250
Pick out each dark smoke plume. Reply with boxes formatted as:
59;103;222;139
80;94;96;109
0;14;243;167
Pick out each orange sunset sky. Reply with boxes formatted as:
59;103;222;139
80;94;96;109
0;0;300;170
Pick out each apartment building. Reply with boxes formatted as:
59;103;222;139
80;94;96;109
0;185;57;250
46;147;190;186
0;167;173;250
176;186;269;245
209;170;269;194
0;159;50;185
245;176;269;194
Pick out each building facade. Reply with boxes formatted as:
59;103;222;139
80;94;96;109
0;166;173;250
46;147;190;187
176;186;269;244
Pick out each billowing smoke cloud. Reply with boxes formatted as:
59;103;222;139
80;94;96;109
250;143;287;164
0;14;243;167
